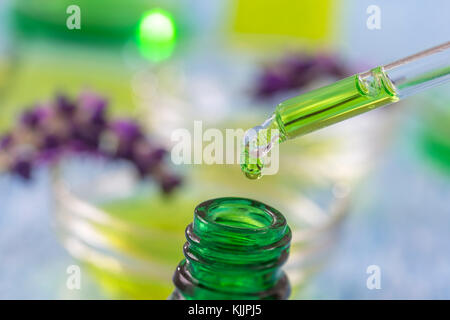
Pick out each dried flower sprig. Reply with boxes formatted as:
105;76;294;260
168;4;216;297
0;92;182;194
254;53;352;100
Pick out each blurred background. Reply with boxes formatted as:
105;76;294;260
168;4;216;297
0;0;449;299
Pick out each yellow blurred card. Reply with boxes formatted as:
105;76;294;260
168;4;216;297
230;0;335;48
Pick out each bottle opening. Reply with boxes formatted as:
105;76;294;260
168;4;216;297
208;203;271;229
195;197;284;233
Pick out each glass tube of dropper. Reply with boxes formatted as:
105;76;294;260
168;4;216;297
241;41;450;179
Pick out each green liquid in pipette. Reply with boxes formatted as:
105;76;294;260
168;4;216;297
241;67;399;179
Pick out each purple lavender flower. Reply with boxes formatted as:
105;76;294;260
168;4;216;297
257;70;291;98
160;173;182;194
67;139;94;153
78;91;107;126
11;157;32;180
42;134;60;150
314;55;348;78
0;134;13;151
111;120;143;141
20;107;50;129
254;53;352;100
110;120;143;159
0;92;181;194
71;122;104;150
282;55;316;75
78;91;107;110
133;146;167;177
36;149;61;164
56;95;76;117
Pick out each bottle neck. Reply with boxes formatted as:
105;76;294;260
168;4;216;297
172;197;292;300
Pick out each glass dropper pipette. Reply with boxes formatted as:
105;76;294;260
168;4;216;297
241;41;450;179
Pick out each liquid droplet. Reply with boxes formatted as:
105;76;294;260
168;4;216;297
240;114;280;180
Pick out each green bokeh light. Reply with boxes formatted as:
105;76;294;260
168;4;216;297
137;9;177;62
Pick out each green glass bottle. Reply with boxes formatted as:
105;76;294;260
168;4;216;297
169;197;292;300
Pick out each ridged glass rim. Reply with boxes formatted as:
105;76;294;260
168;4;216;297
194;197;287;234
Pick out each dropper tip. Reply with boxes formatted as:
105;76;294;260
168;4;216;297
240;113;281;180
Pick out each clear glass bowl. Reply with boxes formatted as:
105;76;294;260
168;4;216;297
51;107;398;299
